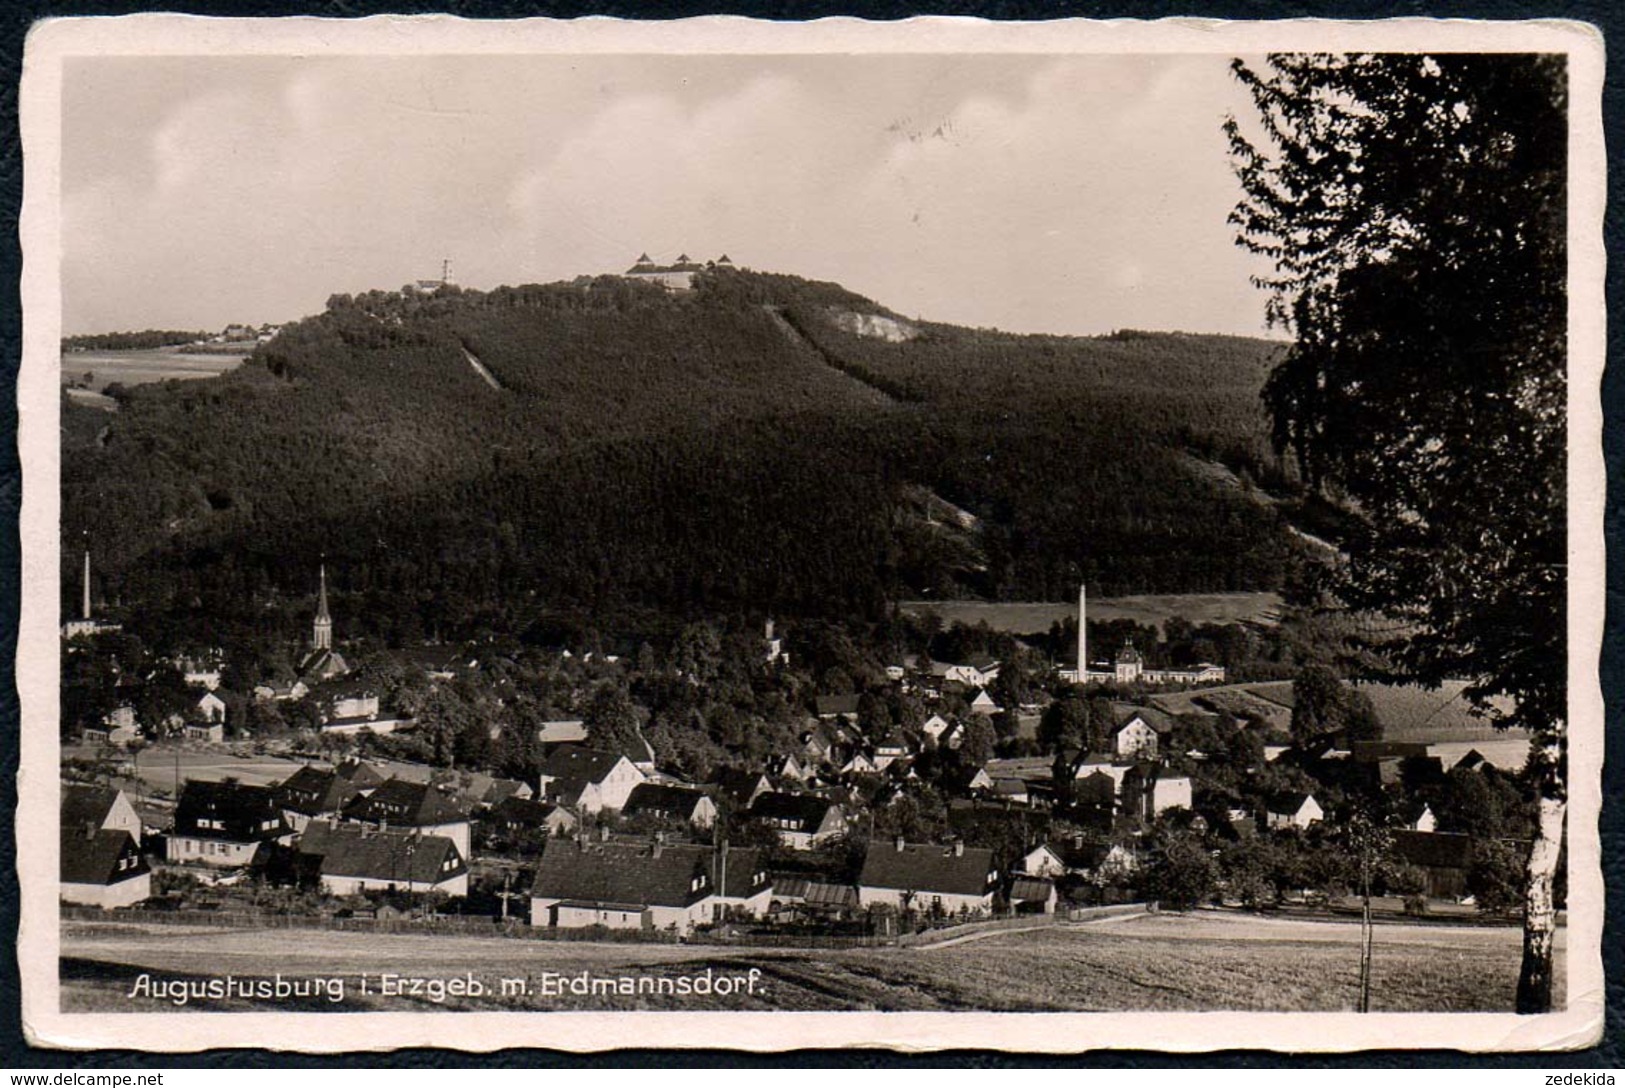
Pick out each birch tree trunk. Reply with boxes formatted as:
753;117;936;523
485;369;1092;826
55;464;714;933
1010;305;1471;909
1516;790;1566;1013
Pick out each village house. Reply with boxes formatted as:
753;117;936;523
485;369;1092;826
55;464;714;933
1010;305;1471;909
1391;830;1475;899
431;769;533;810
769;875;860;919
1110;704;1177;760
535;719;589;746
1008;875;1059;914
1119;766;1194;821
1264;792;1325;831
297;820;469;897
528;835;719;934
179;657;223;691
274;765;364;833
703;846;773;922
183;721;224;744
62;784;143;845
253;679;309;704
765;753;808;783
535;746;646;815
920;714;952;745
967;690;1000;717
747;792;848;850
167;780;291;867
857;838;999;915
487;795;578;839
60;823;150;909
814;694;860;721
872;733;912;772
933;655;1000;688
621;252;725;292
342;779;473;858
195;690;227;723
622;783;718;829
712;767;774;809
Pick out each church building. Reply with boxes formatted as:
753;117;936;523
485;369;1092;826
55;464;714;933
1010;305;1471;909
299;564;350;683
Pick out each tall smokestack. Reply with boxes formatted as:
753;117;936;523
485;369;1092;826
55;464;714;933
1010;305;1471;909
82;546;92;621
1077;582;1087;684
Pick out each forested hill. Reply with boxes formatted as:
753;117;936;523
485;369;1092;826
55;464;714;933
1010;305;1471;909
62;267;1301;648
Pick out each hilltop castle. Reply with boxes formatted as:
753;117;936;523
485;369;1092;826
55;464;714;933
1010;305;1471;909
622;253;734;292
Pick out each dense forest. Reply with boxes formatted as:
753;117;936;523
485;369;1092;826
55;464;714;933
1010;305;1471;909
62;267;1310;649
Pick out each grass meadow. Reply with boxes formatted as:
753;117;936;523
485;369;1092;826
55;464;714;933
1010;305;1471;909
61;909;1551;1014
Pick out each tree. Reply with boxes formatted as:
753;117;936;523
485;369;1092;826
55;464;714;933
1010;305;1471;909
1229;53;1567;1012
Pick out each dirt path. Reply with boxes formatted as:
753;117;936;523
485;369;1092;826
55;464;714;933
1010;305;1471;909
918;911;1141;950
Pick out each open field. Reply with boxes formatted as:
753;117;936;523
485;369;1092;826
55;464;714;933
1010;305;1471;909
63;745;306;797
61;349;248;391
60;909;1551;1013
899;592;1282;636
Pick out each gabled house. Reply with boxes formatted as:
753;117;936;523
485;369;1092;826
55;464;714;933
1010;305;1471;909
61;783;142;845
297;820;468;897
195;690;227;723
1119;766;1193;821
872;733;912;772
342;779;472;857
704;846;773;921
934;656;1000;688
334;758;387;790
1264;792;1324;831
622;783;718;829
713;767;774;809
920;714;953;745
535;746;646;815
274;765;363;833
61;824;150;908
1391;830;1475;899
1017;843;1068;879
1008;875;1058;914
487;795;578;838
528;836;717;934
746;792;848;850
1110;704;1176;761
765;753;808;783
967;689;1001;717
167;780;290;866
857;838;999;914
839;751;877;777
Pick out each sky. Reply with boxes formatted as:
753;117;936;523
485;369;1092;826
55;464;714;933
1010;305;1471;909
61;53;1276;338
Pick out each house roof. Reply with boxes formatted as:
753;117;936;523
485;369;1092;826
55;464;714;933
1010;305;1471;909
342;778;469;827
174;780;287;842
713;767;771;804
530;838;712;910
334;758;386;789
536;719;589;745
816;694;860;717
706;846;767;899
772;875;857;907
748;791;838;832
61;783;124;830
1009;876;1055;902
298;821;464;884
1111;703;1178;735
275;765;361;816
623;783;711;820
538;746;636;801
61;824;147;885
858;841;997;897
489;796;572;829
1265;791;1316;815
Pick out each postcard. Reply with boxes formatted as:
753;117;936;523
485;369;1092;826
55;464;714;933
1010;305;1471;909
17;14;1606;1052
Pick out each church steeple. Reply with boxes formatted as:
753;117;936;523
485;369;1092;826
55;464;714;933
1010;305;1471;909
313;561;332;651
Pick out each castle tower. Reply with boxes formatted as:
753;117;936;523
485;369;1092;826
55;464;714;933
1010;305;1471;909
1076;583;1087;684
313;563;332;651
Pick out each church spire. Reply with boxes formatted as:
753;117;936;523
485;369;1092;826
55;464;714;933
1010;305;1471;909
313;560;332;651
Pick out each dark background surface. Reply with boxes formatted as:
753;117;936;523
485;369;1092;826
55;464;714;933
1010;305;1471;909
1;0;1619;1068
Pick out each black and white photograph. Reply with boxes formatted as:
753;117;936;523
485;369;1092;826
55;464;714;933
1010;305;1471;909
17;15;1606;1052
